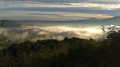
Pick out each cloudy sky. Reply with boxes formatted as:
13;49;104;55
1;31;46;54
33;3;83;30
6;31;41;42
0;0;120;20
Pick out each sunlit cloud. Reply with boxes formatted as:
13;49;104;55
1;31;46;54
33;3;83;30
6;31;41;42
62;13;113;18
0;0;119;20
2;25;104;43
0;11;112;20
2;24;119;43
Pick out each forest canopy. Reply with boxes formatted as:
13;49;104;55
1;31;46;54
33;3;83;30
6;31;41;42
0;30;119;67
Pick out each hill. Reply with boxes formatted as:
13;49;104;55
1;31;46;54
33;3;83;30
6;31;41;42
0;31;120;67
0;20;22;28
16;16;120;26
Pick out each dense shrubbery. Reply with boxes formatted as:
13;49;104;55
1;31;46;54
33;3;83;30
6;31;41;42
0;31;120;67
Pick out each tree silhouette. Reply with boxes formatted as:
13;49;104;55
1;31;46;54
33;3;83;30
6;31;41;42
0;20;5;45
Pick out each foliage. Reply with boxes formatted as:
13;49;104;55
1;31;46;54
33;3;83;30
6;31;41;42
0;31;119;67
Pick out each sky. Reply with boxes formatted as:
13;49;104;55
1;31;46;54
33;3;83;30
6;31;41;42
0;0;120;20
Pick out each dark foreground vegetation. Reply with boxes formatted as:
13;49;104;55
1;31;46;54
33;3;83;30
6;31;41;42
0;31;120;67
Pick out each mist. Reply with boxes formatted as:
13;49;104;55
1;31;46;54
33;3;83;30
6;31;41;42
0;24;118;44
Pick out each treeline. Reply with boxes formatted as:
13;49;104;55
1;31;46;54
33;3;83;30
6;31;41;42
0;31;120;67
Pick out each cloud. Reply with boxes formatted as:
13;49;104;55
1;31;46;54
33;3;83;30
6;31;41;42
28;14;59;16
0;10;113;20
1;1;120;10
1;0;120;4
0;23;119;44
0;25;104;43
24;2;120;10
62;13;113;18
0;0;120;20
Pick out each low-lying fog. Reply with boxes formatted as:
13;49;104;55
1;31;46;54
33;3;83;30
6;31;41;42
0;23;119;44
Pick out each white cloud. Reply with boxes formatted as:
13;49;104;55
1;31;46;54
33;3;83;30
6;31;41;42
1;1;120;10
0;25;103;42
0;24;119;43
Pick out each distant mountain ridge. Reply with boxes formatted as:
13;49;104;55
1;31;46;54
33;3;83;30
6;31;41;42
16;16;120;25
0;20;22;28
1;16;120;26
16;16;118;22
